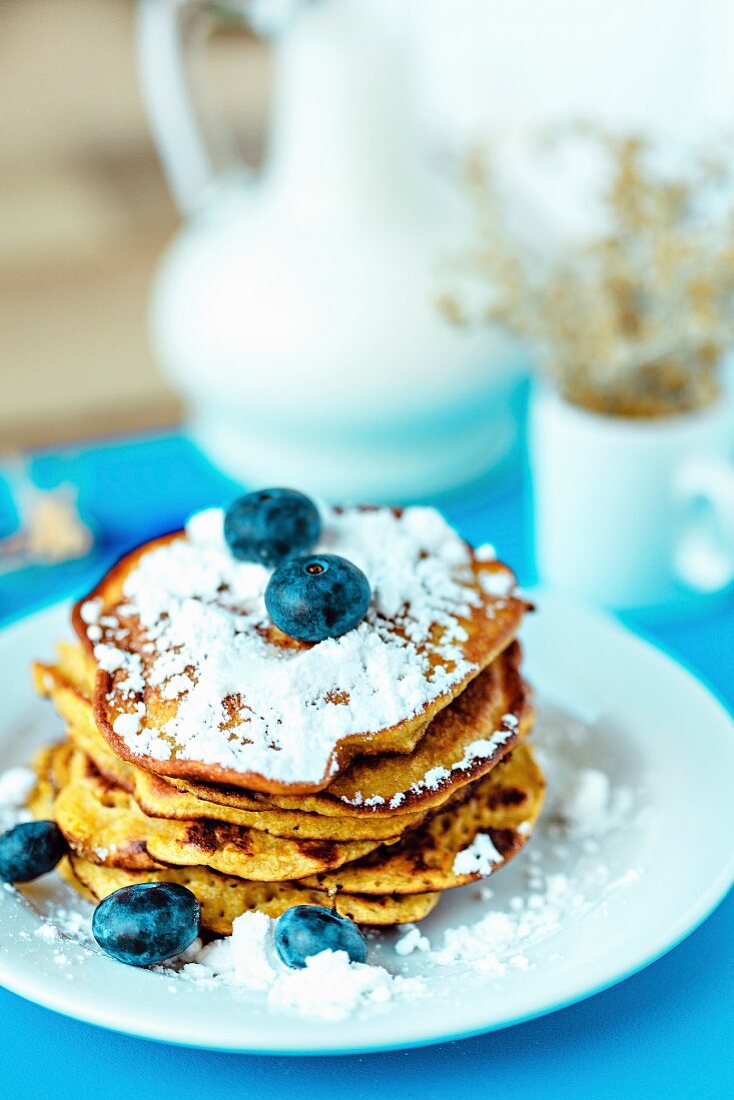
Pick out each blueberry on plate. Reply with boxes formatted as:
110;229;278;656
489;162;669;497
0;820;68;883
275;905;367;969
224;488;321;566
92;882;201;967
265;553;371;642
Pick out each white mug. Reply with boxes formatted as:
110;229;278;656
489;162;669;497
530;377;734;612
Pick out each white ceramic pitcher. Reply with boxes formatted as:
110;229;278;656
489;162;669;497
136;0;525;500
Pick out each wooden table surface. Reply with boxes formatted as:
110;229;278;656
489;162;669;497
0;0;268;451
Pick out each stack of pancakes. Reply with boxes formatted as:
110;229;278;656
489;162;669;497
29;505;545;934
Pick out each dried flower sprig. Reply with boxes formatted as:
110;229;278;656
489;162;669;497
439;127;734;417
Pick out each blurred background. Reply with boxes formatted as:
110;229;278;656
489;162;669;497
0;0;269;449
2;0;734;618
8;0;729;448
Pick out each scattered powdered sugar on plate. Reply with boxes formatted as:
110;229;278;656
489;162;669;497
0;766;36;809
429;872;585;970
421;707;649;975
0;765;36;832
394;925;431;956
162;911;425;1022
81;505;516;785
561;768;632;836
268;949;424;1021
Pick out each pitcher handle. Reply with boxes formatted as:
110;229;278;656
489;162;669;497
136;0;255;215
674;457;734;593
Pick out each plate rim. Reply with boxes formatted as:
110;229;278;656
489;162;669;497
1;884;731;1057
0;592;732;1054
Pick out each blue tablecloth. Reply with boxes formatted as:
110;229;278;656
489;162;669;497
1;433;731;1099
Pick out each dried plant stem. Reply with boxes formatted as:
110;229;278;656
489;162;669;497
441;129;734;418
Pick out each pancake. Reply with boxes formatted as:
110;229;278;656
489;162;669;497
30;744;441;930
34;639;530;825
30;737;543;900
45;747;399;881
33;657;438;842
65;856;441;934
187;640;532;818
33;661;428;841
301;744;545;895
120;762;426;842
28;742;70;817
27;502;543;938
71;505;529;794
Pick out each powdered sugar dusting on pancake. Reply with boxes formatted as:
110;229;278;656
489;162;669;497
81;506;517;785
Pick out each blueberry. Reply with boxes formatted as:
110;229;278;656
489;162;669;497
92;882;201;967
224;488;321;566
265;554;371;642
0;820;68;883
275;905;367;969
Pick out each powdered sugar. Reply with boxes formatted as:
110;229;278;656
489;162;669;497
112;712;142;738
561;768;629;835
181;910;276;991
269;949;424;1021
0;767;36;811
394;925;431;956
430;872;577;969
34;921;58;941
169;911;425;1021
0;765;35;831
79;599;102;625
84;505;513;785
424;707;647;974
479;570;517;598
452;831;504;876
474;543;497;562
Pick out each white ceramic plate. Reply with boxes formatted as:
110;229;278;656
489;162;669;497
0;592;732;1053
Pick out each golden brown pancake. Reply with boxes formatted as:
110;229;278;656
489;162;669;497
301;744;545;895
30;737;543;899
27;504;543;936
64;856;440;934
34;639;530;824
218;640;532;818
30;745;440;931
55;759;401;881
71;507;529;794
34;659;428;841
